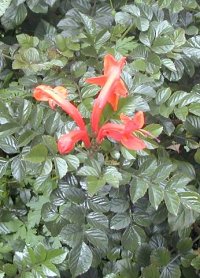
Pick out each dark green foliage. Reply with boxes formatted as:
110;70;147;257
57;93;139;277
1;0;200;277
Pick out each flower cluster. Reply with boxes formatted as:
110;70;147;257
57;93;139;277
33;54;153;154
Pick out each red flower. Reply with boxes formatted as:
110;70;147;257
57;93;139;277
57;130;88;154
86;54;127;133
97;111;148;151
33;85;91;148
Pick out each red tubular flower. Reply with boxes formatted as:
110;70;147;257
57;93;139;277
33;85;91;148
85;54;127;134
97;111;148;151
57;130;88;154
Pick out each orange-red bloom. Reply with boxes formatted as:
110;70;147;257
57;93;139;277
86;54;127;133
57;130;88;154
33;85;91;148
97;112;148;151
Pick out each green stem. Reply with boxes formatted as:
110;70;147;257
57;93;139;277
2;53;13;60
109;0;114;10
121;23;135;40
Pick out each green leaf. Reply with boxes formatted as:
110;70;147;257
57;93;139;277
110;198;129;213
191;256;200;270
144;124;163;137
54;157;68;179
179;191;200;213
65;155;80;170
174;106;188;121
16;34;39;48
0;123;19;137
162;58;176;72
152;37;174;54
183;36;200;59
42;135;57;155
177;238;192;254
188;103;200;116
85;228;108;250
87;212;109;231
24;144;48;163
136;17;149;32
164;189;180;215
151;247;170;266
79;12;96;35
17;130;37;148
149;185;164;210
168;205;198;231
122;225;146;252
143;265;160;278
59;224;83;248
69;242;93;277
11;157;26;182
0;0;11;17
194;149;200;164
87;176;105;196
0;135;18;154
160;263;181;278
0;158;9;178
110;213;130;230
130;177;149;203
115;36;138;55
46;249;68;264
173;28;186;47
78;166;99;177
1;3;27;30
156;88;171;105
104;166;122;187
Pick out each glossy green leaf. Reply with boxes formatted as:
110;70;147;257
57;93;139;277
69;242;93;277
130;177;149;203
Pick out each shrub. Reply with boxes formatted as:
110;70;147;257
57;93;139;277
1;0;200;277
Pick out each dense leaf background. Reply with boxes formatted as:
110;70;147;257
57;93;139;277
1;0;200;277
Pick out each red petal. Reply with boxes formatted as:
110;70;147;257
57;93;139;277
97;123;124;143
107;93;119;111
57;130;87;154
33;85;52;101
85;76;107;86
120;111;145;131
121;134;146;150
104;54;126;76
115;79;128;97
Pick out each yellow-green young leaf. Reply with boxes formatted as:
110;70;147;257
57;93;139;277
87;176;105;196
188;103;200;116
24;144;48;163
191;256;200;270
144;124;163;137
174;106;188;121
194;149;200;164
